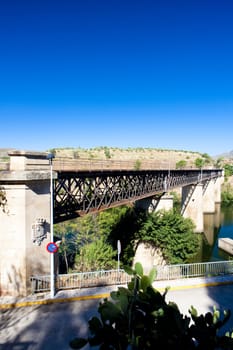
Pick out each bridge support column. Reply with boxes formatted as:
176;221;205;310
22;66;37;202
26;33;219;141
202;179;216;214
0;151;55;296
181;184;203;233
135;193;173;213
214;177;222;203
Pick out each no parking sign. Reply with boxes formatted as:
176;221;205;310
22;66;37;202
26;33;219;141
46;242;58;253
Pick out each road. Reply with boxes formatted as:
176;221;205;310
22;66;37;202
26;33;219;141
1;282;233;350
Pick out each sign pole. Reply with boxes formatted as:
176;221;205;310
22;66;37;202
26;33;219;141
47;153;55;298
117;240;121;272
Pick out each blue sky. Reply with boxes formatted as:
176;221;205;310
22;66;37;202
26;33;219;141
1;0;233;156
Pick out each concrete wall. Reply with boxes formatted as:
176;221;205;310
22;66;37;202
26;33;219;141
0;180;52;296
0;151;53;296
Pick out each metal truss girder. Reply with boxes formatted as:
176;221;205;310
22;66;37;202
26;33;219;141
53;169;222;223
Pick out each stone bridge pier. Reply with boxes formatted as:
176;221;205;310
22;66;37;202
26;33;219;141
0;151;55;296
181;177;223;233
136;177;222;234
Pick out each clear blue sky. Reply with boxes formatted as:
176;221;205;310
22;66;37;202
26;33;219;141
1;0;233;156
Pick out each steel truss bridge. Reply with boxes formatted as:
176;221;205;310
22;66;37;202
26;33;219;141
53;168;222;223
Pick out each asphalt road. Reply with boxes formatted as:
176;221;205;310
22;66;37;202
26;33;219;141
1;283;233;350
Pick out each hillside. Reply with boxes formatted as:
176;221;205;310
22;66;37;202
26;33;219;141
52;147;211;169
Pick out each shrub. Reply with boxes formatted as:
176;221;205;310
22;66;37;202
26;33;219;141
176;160;187;169
70;263;233;349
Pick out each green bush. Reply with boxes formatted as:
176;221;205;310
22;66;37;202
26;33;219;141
176;160;187;169
75;237;117;271
224;164;233;177
134;160;141;170
136;210;199;264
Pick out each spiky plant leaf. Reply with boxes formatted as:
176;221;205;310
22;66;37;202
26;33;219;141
134;262;143;277
148;267;157;284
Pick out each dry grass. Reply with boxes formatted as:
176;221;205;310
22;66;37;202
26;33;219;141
54;147;208;168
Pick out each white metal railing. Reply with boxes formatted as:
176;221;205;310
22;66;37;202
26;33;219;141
31;261;233;293
31;269;131;293
155;260;233;280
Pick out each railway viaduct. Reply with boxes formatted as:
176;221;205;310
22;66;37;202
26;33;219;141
0;150;223;296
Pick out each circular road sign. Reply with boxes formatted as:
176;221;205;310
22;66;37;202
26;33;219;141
46;242;58;253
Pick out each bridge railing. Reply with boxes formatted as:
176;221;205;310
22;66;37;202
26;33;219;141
155;260;233;280
53;158;169;171
31;269;131;293
31;260;233;293
0;156;219;172
52;157;194;171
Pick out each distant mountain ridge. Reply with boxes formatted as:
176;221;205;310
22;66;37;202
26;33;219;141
214;150;233;159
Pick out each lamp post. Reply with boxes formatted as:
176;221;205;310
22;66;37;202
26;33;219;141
47;153;55;298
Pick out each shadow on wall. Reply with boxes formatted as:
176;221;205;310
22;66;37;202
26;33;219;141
1;261;47;297
0;265;24;298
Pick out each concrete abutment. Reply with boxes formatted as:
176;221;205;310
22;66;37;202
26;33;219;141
0;151;55;296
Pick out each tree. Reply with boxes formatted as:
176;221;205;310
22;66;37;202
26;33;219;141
104;147;111;159
54;209;126;273
135;210;199;264
214;157;224;169
224;164;233;178
55;206;201;272
74;237;117;271
134;160;141;170
201;153;212;164
221;183;233;206
195;157;206;169
106;206;147;266
176;160;187;169
70;263;233;349
54;221;79;273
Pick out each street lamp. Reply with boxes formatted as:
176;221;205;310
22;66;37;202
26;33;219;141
47;152;55;298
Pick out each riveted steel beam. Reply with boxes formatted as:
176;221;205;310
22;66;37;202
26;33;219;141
53;169;222;223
